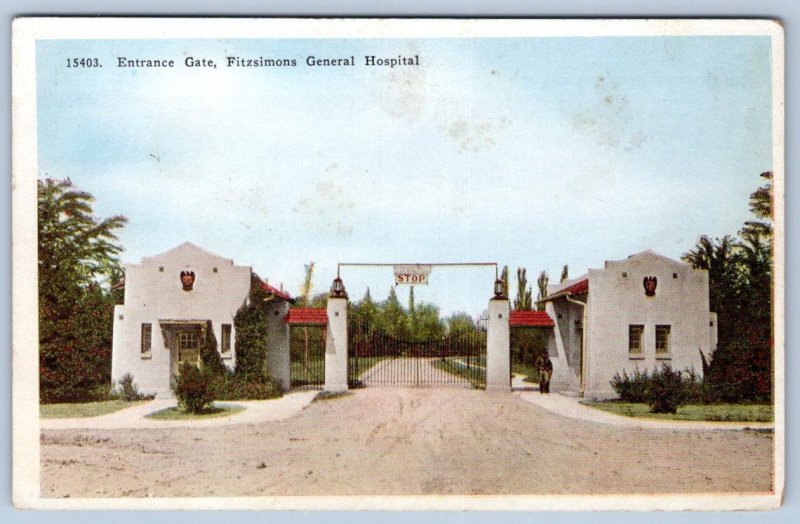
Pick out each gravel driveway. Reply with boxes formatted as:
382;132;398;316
40;387;773;497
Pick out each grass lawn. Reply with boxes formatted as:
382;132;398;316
145;403;246;420
432;358;486;388
583;401;773;422
512;362;539;382
40;400;149;419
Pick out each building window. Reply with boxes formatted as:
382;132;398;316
221;324;232;357
655;325;671;355
141;323;152;357
178;331;200;365
628;325;644;356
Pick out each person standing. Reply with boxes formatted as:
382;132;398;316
535;351;553;394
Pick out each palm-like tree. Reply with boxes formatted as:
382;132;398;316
299;261;315;369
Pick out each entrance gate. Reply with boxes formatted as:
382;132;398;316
348;318;487;389
289;325;326;390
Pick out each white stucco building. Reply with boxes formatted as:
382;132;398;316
540;250;717;399
111;242;293;398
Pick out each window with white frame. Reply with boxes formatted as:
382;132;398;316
655;325;671;355
628;325;644;356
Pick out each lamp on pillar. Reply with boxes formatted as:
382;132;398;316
330;277;348;299
493;278;507;300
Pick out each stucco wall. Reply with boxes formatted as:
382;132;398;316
583;251;713;399
111;243;251;397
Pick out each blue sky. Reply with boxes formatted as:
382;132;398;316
36;36;773;316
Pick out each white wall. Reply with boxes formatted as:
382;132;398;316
266;301;292;391
111;243;251;397
583;251;713;399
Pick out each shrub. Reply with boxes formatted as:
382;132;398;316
173;363;216;413
611;368;650;403
210;371;282;400
612;365;701;414
646;364;689;414
113;373;155;401
705;337;772;403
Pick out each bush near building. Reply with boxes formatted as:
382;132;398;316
173;363;216;413
612;365;693;414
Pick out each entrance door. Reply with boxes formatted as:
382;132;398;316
169;327;202;376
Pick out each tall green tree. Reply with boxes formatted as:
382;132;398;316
408;285;417;334
536;271;549;311
298;261;316;369
500;265;509;298
446;312;476;334
413;302;446;340
381;286;411;339
682;171;773;401
514;267;533;310
38;178;127;402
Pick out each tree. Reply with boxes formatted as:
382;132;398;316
682;171;774;401
299;262;315;369
38;178;127;402
413;303;446;341
536;271;549;311
514;267;533;311
409;285;417;334
560;265;569;283
381;286;411;339
446;312;476;334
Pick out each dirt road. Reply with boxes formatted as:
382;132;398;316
40;388;773;497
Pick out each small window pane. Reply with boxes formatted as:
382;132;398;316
141;323;152;354
628;325;644;354
655;325;671;354
221;324;232;355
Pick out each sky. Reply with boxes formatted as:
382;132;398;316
36;36;773;317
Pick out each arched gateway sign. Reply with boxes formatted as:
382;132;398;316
322;263;513;393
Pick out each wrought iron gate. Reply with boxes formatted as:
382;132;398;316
290;326;326;389
348;318;487;388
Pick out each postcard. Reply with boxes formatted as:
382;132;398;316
12;17;784;510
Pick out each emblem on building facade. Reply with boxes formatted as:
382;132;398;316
180;270;195;291
643;276;657;297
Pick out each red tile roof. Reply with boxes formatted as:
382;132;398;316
560;278;588;295
509;310;555;328
539;278;589;303
258;280;294;302
284;308;328;325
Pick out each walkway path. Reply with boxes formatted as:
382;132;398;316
40;391;318;430
516;390;773;431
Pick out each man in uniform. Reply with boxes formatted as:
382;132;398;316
535;351;553;394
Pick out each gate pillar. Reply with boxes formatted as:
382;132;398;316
324;279;349;392
486;297;511;392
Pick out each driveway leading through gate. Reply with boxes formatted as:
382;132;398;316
360;357;474;388
40;388;773;498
